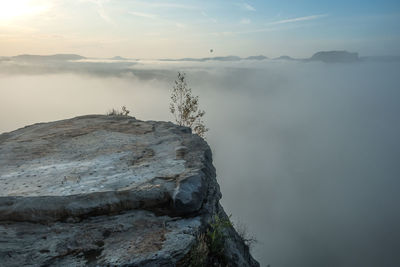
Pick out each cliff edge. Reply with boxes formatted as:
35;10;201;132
0;115;259;266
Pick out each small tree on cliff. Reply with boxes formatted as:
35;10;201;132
170;72;208;138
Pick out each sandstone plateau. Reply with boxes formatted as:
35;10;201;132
0;115;259;266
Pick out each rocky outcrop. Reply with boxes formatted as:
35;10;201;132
0;115;259;266
309;50;359;63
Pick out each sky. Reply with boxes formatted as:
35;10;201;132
0;0;399;58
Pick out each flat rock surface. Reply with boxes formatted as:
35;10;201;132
0;115;213;222
0;115;184;197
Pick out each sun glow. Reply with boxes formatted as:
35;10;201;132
0;0;48;21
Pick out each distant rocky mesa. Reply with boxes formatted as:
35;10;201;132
0;115;259;267
308;50;359;63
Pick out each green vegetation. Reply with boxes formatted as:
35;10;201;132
178;214;233;267
170;72;208;138
207;214;233;257
183;233;209;267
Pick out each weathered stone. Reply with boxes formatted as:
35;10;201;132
175;146;187;159
173;172;206;213
0;210;200;267
0;115;259;266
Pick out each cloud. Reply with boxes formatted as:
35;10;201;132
240;18;251;24
128;11;158;20
125;1;199;10
201;11;217;23
83;0;114;24
269;14;328;25
214;14;327;37
97;5;113;24
213;14;327;37
175;23;186;29
212;27;277;37
237;3;256;11
128;11;186;30
145;3;199;10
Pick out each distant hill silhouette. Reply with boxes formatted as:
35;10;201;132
245;55;268;60
308;51;359;63
12;54;86;61
274;55;296;61
0;57;10;62
161;55;267;62
272;51;364;63
110;56;129;60
162;55;241;62
2;51;400;65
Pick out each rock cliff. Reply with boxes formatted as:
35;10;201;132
0;115;259;266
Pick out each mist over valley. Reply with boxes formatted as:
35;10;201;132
1;55;399;266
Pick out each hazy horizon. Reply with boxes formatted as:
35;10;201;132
1;50;400;60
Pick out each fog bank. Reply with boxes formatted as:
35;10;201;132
1;60;400;266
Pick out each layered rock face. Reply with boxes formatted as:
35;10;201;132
0;115;259;266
